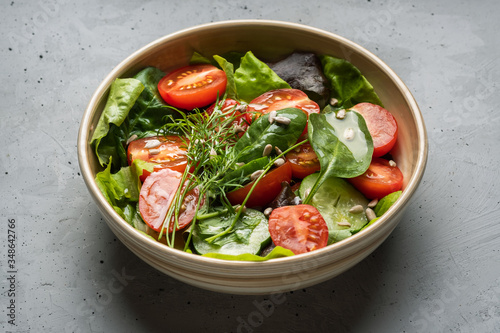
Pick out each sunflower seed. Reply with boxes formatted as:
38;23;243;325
349;205;364;214
366;208;377;221
293;196;302;205
234;125;245;133
222;104;235;112
250;169;265;181
389;160;397;167
235;104;248;112
236;205;247;214
236;162;245;167
368;199;378;208
268;110;277;124
144;139;162;149
126;134;138;145
263;144;273;157
149;148;161;155
344;127;355;140
336;109;346;119
209;147;217;159
263;207;273;217
274;158;285;167
275;146;283;155
330;98;339;106
337;221;351;227
274;116;291;125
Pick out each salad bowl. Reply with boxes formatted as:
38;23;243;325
77;20;427;295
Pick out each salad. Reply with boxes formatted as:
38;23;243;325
92;50;403;260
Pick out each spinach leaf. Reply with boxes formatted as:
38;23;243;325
91;78;144;166
320;55;383;109
304;106;373;203
234;108;307;164
299;174;369;244
234;51;290;102
190;51;212;65
202;246;294;261
192;208;271;256
128;67;176;138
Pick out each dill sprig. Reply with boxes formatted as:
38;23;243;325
157;98;245;247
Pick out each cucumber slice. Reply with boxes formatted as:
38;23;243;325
299;173;369;244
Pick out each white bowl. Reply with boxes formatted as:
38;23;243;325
77;20;428;295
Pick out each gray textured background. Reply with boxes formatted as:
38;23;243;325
1;0;499;332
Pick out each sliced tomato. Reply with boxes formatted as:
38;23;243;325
138;168;200;233
127;135;188;182
347;157;403;199
286;143;321;179
158;64;227;110
350;103;398;157
206;98;248;137
246;89;320;137
268;204;328;254
226;161;293;208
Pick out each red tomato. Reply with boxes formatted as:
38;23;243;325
348;157;403;199
226;161;293;208
206;98;248;137
139;168;201;233
350;103;398;157
158;64;227;110
286;143;321;179
246;89;320;137
268;204;328;254
127;136;188;182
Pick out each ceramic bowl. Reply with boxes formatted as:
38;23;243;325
77;20;427;295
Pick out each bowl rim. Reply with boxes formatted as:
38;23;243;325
77;19;428;270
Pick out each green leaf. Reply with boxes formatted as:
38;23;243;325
95;159;144;224
304;107;373;203
214;55;238;100
190;52;212;65
374;191;402;217
234;51;290;102
202;246;295;261
320;55;383;109
234;108;307;164
192;208;271;256
299;174;369;244
91;78;144;166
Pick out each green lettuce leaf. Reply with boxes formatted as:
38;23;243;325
234;51;290;102
91;78;144;166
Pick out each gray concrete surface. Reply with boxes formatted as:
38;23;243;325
1;0;499;332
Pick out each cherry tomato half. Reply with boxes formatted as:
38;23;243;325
226;161;293;208
268;204;328;254
246;89;320;137
286;143;321;179
350;103;398;157
158;64;227;110
139;168;201;233
127;136;188;182
347;157;403;199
